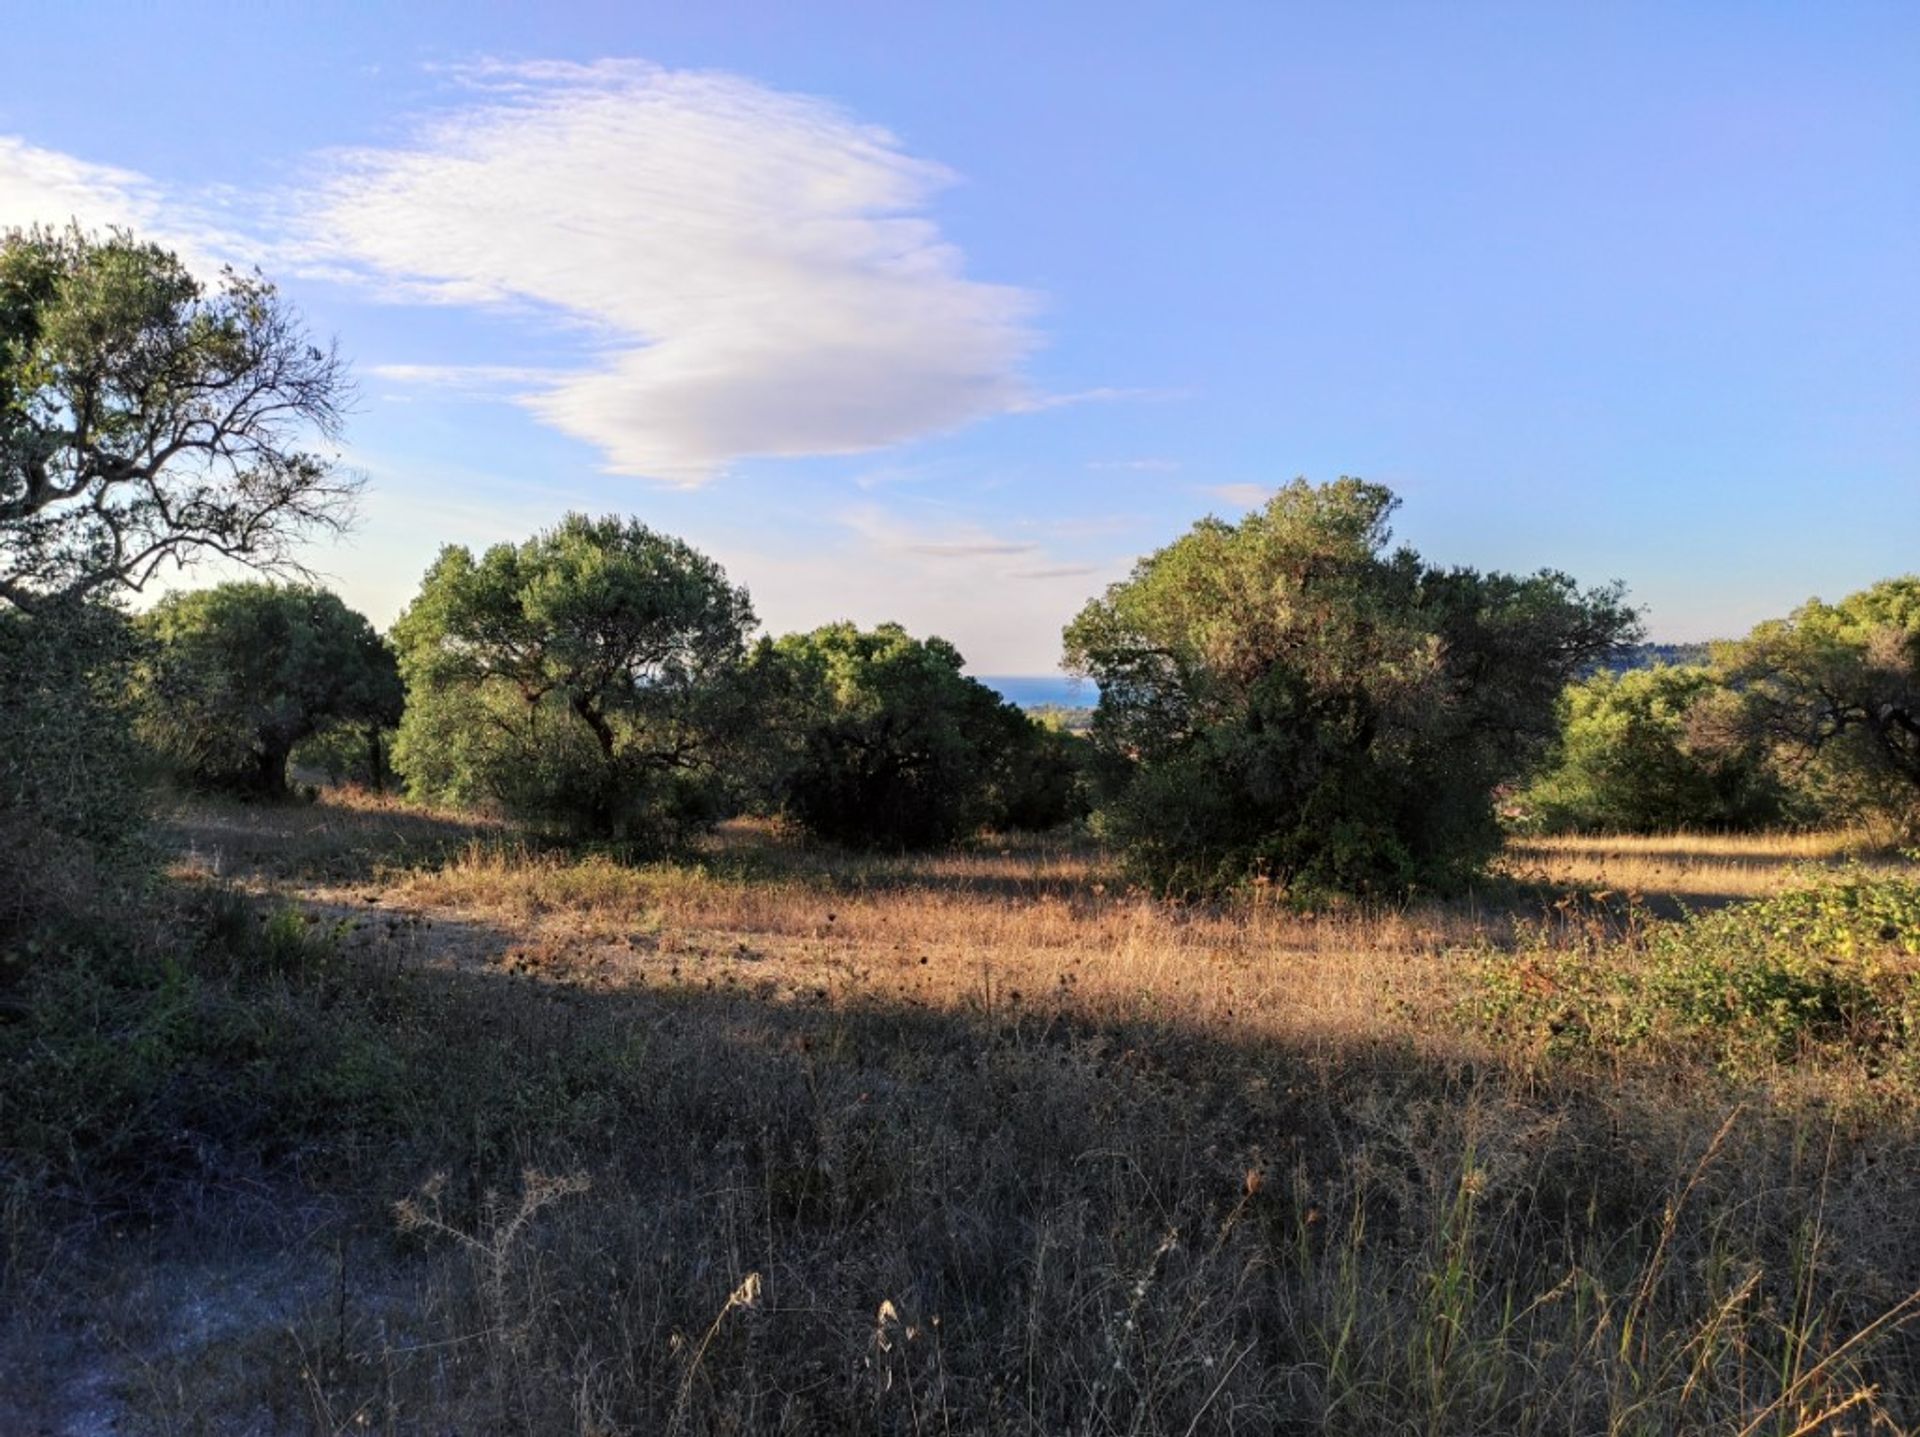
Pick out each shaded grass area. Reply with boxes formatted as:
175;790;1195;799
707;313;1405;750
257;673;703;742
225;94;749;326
4;799;1920;1432
160;787;507;885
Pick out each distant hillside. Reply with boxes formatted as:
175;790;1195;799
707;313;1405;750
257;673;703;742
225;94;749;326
974;674;1098;710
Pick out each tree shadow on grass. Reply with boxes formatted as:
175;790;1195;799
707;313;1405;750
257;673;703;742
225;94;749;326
159;791;508;885
20;862;1920;1436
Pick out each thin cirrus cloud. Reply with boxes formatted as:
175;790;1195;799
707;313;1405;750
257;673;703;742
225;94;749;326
292;59;1042;486
1204;483;1272;509
839;504;1039;563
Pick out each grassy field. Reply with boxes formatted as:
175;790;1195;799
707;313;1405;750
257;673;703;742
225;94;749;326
1502;829;1903;906
4;794;1920;1433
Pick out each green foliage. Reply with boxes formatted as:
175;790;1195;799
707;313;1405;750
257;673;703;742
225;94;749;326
0;887;418;1191
994;718;1092;833
1065;478;1639;896
1469;872;1920;1072
1715;577;1920;836
748;622;1083;848
136;583;402;798
0;598;151;947
1517;665;1784;833
0;224;356;609
291;720;398;790
392;513;755;845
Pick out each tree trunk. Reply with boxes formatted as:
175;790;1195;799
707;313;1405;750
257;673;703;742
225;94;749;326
572;694;618;760
364;724;389;794
253;737;294;800
570;695;622;838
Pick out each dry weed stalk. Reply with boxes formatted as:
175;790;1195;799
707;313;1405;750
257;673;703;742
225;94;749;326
666;1270;763;1437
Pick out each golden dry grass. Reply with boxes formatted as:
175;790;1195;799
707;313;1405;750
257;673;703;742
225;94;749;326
375;823;1496;1061
1503;828;1903;904
19;794;1911;1433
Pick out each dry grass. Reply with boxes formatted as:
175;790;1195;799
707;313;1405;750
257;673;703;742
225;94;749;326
8;795;1920;1433
375;824;1484;1059
1504;828;1903;906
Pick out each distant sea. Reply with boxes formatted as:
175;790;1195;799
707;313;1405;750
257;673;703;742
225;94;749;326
973;674;1098;710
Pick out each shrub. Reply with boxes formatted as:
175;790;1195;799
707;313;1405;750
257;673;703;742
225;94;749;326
0;599;150;950
1066;479;1638;897
392;514;754;846
748;623;1077;848
1517;665;1785;833
1468;871;1920;1073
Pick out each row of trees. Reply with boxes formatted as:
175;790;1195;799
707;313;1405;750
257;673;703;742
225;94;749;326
1518;580;1920;837
123;518;1087;850
116;501;1920;893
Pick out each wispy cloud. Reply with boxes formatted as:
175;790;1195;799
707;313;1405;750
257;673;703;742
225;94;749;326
840;504;1039;561
0;137;248;274
1012;386;1189;414
290;60;1040;485
1203;482;1271;509
1009;564;1097;580
1087;457;1183;472
364;362;568;403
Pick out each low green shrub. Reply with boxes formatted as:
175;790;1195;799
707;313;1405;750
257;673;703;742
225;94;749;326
1465;870;1920;1075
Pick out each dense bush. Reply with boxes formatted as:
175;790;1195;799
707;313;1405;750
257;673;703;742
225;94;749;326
1517;665;1784;833
1469;871;1920;1074
1715;577;1920;837
136;583;403;798
748;622;1083;848
392;514;754;845
0;599;150;948
1065;478;1638;897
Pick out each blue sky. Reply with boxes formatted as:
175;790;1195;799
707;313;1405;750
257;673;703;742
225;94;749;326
2;2;1914;672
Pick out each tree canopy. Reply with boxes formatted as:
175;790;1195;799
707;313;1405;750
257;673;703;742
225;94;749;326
138;583;402;798
391;513;755;843
1065;478;1639;895
0;225;356;610
747;622;1078;848
1516;665;1783;833
1713;577;1920;836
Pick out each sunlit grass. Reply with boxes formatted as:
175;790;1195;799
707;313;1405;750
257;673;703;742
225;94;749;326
11;795;1920;1431
1503;828;1902;903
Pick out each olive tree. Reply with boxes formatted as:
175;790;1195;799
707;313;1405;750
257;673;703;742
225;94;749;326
1;226;357;941
1;224;356;610
137;583;403;798
746;622;1078;848
1516;665;1783;833
1713;578;1920;835
1065;478;1638;896
392;514;755;844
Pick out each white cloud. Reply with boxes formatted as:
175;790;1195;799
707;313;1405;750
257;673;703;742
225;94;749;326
0;137;164;234
839;503;1039;561
1087;457;1183;472
1204;483;1272;509
0;137;255;276
294;60;1041;485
